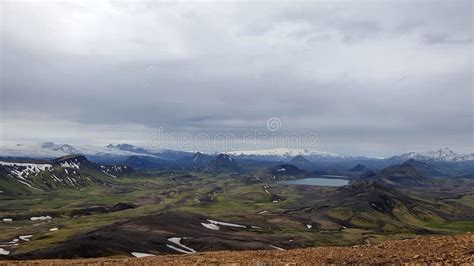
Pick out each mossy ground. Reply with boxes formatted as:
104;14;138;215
1;171;472;257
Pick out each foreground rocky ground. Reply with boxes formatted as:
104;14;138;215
1;233;473;265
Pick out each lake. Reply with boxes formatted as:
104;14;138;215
278;177;349;187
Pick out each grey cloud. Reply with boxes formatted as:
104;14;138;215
335;20;381;43
0;1;472;156
423;33;473;45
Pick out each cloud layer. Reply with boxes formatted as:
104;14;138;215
1;1;472;156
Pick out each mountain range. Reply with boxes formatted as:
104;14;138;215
2;151;467;195
1;142;473;164
1;146;473;261
386;147;474;163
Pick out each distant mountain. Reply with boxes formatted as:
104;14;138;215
357;161;435;186
54;155;134;176
155;149;194;161
123;156;175;170
350;164;369;172
0;142;147;158
453;153;474;162
228;148;342;158
192;152;212;164
176;152;213;168
0;142;194;162
207;154;240;173
2;143;472;169
402;159;443;177
106;144;148;154
289;155;314;170
40;142;56;149
53;154;95;168
227;148;367;163
227;147;474;164
253;164;312;181
41;142;78;153
387;147;474;163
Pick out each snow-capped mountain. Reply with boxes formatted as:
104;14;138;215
1;142;472;164
105;144;149;154
0;142;157;158
453;153;474;162
41;142;78;154
226;148;362;162
227;148;344;158
0;155;134;193
0;161;53;190
387;147;474;162
0;142;196;164
1;142;70;158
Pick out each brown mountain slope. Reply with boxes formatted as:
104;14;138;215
1;233;472;265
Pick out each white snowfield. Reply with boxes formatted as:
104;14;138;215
389;147;474;162
30;215;52;221
1;142;473;162
201;222;220;230
19;235;33;241
207;219;247;228
0;248;9;255
167;237;196;254
131;252;155;258
270;245;286;251
0;142;163;158
49;227;59;231
228;148;342;158
263;186;271;194
2;218;13;222
455;153;474;161
201;219;247;231
229;147;474;162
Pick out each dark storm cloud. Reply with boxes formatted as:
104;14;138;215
0;0;472;156
422;33;473;45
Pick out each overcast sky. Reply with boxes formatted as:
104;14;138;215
0;0;472;157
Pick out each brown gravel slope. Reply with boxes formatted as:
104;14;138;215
1;233;473;265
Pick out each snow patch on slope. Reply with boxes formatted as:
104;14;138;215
167;237;196;254
131;252;155;258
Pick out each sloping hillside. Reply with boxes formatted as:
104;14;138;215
0;155;133;195
1;233;472;265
